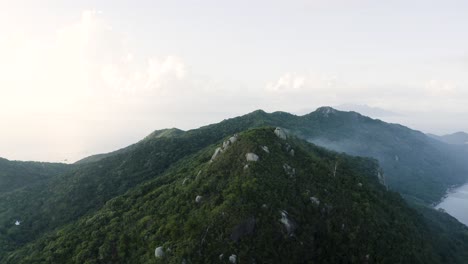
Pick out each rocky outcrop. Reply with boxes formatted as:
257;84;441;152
245;153;259;162
279;210;296;235
310;196;320;205
195;195;203;203
229;254;237;263
211;147;223;161
274;127;287;140
283;163;296;177
182;178;189;185
261;146;270;153
155;246;164;258
211;134;239;162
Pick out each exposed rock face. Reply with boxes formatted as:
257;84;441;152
155;246;164;258
195;195;203;203
230;217;256;242
223;134;239;150
357;183;363;187
283;163;296;177
211;134;239;162
310;196;320;205
261;146;270;153
229;254;237;263
274;127;287;140
245;153;259;162
279;210;296;235
223;140;230;149
211;147;223;161
289;149;295;156
229;135;238;144
377;171;386;186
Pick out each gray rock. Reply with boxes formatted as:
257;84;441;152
310;196;320;205
279;210;296;235
223;141;229;149
229;254;237;264
155;246;164;258
211;147;222;161
245;153;259;162
283;163;296;177
229;135;238;144
261;146;270;153
289;149;295;156
195;195;203;203
274;127;287;140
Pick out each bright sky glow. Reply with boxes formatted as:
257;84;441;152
1;0;467;162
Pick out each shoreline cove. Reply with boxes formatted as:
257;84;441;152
436;183;468;226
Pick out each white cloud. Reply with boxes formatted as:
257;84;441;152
424;79;457;96
2;9;468;162
145;56;186;91
265;72;337;92
0;10;199;162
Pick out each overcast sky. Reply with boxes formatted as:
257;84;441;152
1;0;468;162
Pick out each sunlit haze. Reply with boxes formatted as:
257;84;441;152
2;0;468;162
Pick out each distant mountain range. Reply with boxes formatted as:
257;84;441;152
334;104;401;117
1;107;468;263
429;131;468;145
0;158;70;193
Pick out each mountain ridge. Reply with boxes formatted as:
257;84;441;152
6;127;466;263
2;108;468;262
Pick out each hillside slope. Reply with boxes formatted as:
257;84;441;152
2;109;468;262
5;128;460;264
0;158;70;193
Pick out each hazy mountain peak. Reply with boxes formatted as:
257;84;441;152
315;106;338;116
143;128;185;141
429;131;468;145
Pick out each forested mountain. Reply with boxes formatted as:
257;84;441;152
1;108;468;263
77;107;468;204
0;158;70;193
5;128;468;263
